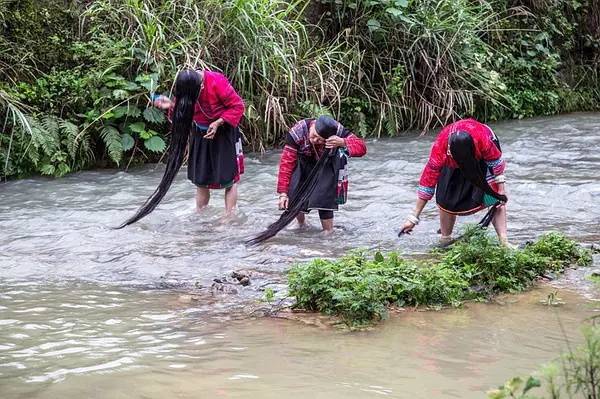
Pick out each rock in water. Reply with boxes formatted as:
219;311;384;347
232;270;252;286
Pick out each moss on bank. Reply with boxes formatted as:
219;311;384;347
288;230;593;326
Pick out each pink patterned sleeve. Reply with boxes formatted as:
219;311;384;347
343;134;367;157
417;137;446;201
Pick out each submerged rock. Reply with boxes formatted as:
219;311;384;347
239;277;251;286
178;294;202;303
232;270;252;286
210;281;238;295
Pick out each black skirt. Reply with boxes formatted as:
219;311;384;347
435;164;487;215
288;153;339;212
187;123;241;189
436;132;502;215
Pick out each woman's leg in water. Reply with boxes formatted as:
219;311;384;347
439;209;457;242
196;187;210;211
296;212;306;227
224;183;238;216
492;204;508;245
319;210;334;234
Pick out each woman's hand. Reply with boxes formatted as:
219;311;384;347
399;220;416;235
399;212;420;236
496;182;507;205
205;118;224;139
325;135;345;149
278;194;289;210
152;95;172;110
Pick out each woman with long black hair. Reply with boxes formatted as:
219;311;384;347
118;69;245;228
247;116;366;245
400;118;509;245
276;116;367;233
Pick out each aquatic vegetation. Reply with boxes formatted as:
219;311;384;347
288;230;592;326
263;288;275;303
588;272;600;287
488;323;600;399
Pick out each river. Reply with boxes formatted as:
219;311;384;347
1;114;599;398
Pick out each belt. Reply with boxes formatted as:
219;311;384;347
193;122;209;133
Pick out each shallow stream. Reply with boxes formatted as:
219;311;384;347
1;114;599;398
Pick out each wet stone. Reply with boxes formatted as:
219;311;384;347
239;277;251;286
232;270;252;286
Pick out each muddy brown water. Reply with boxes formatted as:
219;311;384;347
1;114;599;398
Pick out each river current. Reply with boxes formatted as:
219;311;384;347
1;114;599;398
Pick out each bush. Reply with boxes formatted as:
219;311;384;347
2;0;600;179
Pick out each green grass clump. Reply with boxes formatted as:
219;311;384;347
288;230;592;326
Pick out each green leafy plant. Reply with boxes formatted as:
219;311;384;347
263;288;275;303
3;0;600;179
288;230;592;326
487;376;542;399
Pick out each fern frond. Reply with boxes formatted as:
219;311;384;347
39;116;61;156
24;116;44;149
59;119;80;158
100;125;123;165
80;131;95;165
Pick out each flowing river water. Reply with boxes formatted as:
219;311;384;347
1;114;599;398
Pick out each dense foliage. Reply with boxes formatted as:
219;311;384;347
1;0;600;179
287;231;592;325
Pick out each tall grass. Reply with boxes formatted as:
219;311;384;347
81;0;358;150
489;322;600;398
321;0;511;135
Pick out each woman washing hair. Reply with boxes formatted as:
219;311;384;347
248;116;366;245
276;116;366;233
400;118;509;245
118;69;245;228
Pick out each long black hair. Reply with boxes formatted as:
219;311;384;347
449;130;508;203
117;70;202;228
247;116;339;245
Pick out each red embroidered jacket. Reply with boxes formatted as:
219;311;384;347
277;119;367;194
168;70;245;127
418;118;506;201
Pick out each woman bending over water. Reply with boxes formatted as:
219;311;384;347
119;69;245;228
276;116;367;233
400;118;509;245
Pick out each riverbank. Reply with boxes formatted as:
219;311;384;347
2;0;600;179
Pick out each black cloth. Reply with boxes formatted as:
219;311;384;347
187;123;239;187
435;134;502;215
289;152;338;211
318;210;334;220
288;145;348;213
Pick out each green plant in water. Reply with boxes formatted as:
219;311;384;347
588;272;600;288
489;323;600;398
288;230;592;326
488;376;542;399
263;288;275;303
